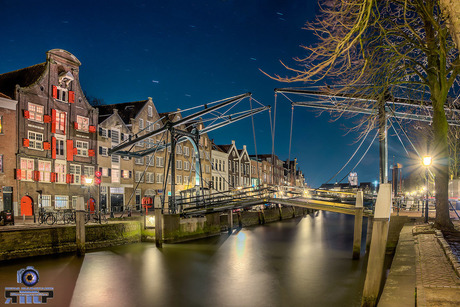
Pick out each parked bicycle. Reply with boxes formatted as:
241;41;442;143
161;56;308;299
38;209;56;225
84;211;108;224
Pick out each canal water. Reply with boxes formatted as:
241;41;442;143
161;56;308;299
0;211;369;307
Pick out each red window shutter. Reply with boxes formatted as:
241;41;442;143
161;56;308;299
88;149;95;157
15;169;21;180
89;125;96;133
23;138;30;148
51;109;56;133
81;175;85;183
44;115;52;123
66;140;74;161
43;142;51;150
73;147;78;155
50;172;56;182
34;170;40;182
69;91;75;103
66;174;71;184
51;137;56;159
23;110;30;119
52;85;58;99
71;174;74;183
74;122;79;130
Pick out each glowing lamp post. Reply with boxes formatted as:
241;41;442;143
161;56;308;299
422;156;432;223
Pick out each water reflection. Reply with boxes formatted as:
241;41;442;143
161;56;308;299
0;211;368;307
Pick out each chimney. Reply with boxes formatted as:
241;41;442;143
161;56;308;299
232;140;235;145
243;145;246;150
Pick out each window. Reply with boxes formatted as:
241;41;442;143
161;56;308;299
76;141;89;157
56;87;68;102
99;127;108;138
146;121;152;132
177;175;182;184
156;123;160;129
70;164;81;184
111;130;120;144
184;146;190;156
139;119;144;130
148;106;153;117
135;171;144;183
100;146;108;156
20;158;34;181
102;167;109;177
84;166;95;177
135;157;144;165
56;110;66;134
0;155;3;172
55;161;66;183
0;116;3;134
28;103;44;122
184;176;189;184
77;116;89;132
111;155;120;164
148;156;155;166
146;172;154;183
177;145;182;154
55;195;69;209
156;173;164;184
184;161;190;171
55;136;66;159
205;165;210;174
27;131;43;150
72;196;78;209
176;160;182;169
112;169;120;183
156;157;164;167
135;189;141;206
38;160;51;182
167;174;171;184
122;170;130;179
41;195;51;207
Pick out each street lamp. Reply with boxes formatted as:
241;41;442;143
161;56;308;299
422;156;432;223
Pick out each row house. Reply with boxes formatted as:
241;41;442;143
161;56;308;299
250;157;273;187
251;154;284;186
0;49;98;216
284;158;298;186
0;93;17;214
211;141;229;192
215;140;251;190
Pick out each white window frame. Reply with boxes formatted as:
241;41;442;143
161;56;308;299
38;160;51;182
156;173;164;184
184;146;190;156
77;116;89;132
148;106;153;117
20;158;34;181
76;141;89;157
184;161;190;171
42;195;51;207
28;131;43;150
112;169;120;183
156;156;164;167
55;110;66;134
70;164;81;185
176;160;182;170
135;171;144;183
55;86;68;102
100;146;108;156
55;161;66;184
55;195;69;209
177;175;182;184
135;157;144;165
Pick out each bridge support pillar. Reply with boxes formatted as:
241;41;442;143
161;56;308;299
362;183;392;307
227;210;233;234
353;191;364;260
75;196;85;256
155;197;163;248
366;216;373;252
278;204;282;220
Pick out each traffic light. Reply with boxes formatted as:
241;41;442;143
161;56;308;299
95;170;102;185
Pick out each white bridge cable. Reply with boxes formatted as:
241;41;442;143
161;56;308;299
337;130;379;183
169;94;251;115
389;117;410;157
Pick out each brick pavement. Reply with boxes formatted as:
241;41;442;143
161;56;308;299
414;228;460;307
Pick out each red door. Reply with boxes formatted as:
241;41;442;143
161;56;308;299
87;198;95;213
20;196;33;216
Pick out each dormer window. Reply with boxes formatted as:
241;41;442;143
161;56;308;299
59;71;74;88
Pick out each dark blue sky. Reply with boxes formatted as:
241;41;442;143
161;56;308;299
0;0;411;187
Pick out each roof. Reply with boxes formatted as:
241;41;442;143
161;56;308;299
0;92;12;99
217;144;233;153
211;141;226;153
0;63;47;99
96;100;148;124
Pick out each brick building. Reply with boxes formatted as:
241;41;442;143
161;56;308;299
211;140;228;192
0;49;98;215
0;93;17;213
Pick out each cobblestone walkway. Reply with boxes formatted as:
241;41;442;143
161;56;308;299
415;232;460;307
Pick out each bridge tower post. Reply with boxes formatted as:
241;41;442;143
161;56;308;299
154;196;163;248
352;191;364;259
362;183;392;306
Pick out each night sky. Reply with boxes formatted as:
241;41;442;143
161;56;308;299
0;0;411;187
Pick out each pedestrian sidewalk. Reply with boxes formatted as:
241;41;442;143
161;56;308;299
379;222;460;306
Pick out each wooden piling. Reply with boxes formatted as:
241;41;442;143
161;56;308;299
353;191;364;260
75;196;85;256
228;210;233;234
154;196;163;248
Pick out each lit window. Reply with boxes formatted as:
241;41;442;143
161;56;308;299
77;116;89;132
41;195;51;207
38;160;51;182
102;167;109;177
84;166;95;177
28;103;44;122
56;110;66;134
20;158;34;181
55;161;66;183
28;131;43;150
0;155;3;173
0;116;3;134
55;195;69;209
112;169;120;183
122;170;130;179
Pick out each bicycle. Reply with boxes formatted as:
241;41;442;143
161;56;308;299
90;212;108;224
38;210;56;225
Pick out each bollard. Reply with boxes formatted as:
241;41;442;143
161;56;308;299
362;183;392;307
154;196;163;248
75;196;86;256
23;214;25;224
353;191;364;260
228;209;233;234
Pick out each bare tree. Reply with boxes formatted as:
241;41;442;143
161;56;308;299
264;0;460;230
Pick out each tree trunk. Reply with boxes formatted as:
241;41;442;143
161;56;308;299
432;99;454;230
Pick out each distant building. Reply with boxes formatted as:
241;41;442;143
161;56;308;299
0;49;98;215
211;140;228;192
